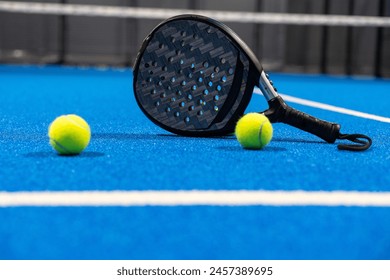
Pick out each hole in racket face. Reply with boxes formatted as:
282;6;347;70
134;16;257;136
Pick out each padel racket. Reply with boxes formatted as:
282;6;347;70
133;14;371;151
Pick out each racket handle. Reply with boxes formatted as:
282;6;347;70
265;96;340;143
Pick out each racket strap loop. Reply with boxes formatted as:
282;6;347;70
337;133;372;151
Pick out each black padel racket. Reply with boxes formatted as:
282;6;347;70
133;14;372;151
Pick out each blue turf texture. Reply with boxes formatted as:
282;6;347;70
0;65;389;259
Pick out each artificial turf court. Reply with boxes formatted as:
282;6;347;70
0;64;389;259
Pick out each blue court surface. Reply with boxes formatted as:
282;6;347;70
0;64;389;260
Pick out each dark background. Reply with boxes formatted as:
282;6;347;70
1;0;389;77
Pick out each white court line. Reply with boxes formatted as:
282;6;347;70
253;89;390;123
0;190;390;207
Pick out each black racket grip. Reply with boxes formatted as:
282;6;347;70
265;96;340;143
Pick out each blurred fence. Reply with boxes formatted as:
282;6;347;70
0;0;389;77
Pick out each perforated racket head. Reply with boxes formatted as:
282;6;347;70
133;14;263;136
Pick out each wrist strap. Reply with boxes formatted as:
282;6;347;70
337;133;372;151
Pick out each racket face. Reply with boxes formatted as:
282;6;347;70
133;15;262;136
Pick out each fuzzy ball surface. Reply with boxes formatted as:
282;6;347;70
235;113;273;150
48;114;91;155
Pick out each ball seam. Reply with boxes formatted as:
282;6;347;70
258;120;267;148
50;138;73;154
64;115;90;131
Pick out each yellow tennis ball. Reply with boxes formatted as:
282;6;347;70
235;113;273;149
48;114;91;155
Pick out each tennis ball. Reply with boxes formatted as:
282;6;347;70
235;113;273;149
48;114;91;155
